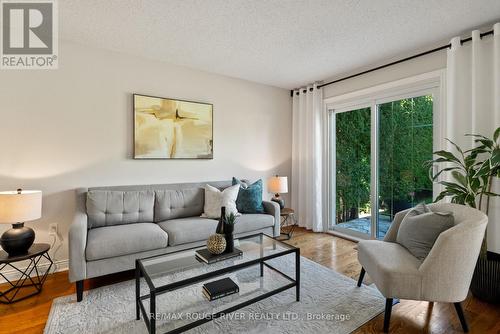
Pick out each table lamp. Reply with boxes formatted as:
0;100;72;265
0;189;42;256
267;175;288;209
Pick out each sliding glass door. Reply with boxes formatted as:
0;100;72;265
376;95;434;238
332;107;372;237
329;92;436;239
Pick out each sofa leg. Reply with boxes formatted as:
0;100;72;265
383;298;393;333
454;302;469;332
76;280;84;302
357;267;365;287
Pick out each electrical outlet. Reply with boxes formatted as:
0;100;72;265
49;223;58;236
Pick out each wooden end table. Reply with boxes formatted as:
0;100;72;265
0;243;53;304
278;208;298;240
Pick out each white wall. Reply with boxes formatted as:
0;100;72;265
0;41;292;271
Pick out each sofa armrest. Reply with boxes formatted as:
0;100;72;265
69;211;88;282
262;201;280;237
69;188;88;282
419;221;486;302
383;208;411;243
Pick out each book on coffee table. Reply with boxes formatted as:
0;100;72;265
195;247;242;264
202;277;239;301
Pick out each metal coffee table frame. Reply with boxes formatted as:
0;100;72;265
135;233;300;334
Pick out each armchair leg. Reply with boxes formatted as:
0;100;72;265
454;302;469;332
76;280;84;302
383;298;393;333
357;267;366;287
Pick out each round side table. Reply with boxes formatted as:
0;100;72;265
278;208;298;240
0;243;53;304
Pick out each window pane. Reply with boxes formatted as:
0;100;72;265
377;95;433;239
334;107;371;235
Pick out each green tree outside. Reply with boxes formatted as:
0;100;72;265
335;95;433;226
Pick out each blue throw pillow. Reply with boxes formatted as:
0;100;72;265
232;177;264;213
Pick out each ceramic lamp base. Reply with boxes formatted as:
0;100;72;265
271;194;285;209
0;223;35;256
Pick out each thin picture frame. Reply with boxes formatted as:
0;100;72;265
133;93;214;160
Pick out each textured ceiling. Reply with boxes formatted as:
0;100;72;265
60;1;500;89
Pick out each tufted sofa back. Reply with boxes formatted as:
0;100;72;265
82;181;232;229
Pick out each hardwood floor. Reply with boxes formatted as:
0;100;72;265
1;228;499;334
286;228;500;334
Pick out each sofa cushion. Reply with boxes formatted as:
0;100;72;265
234;214;274;234
201;184;240;218
86;223;168;261
154;188;204;222
158;217;218;246
232;177;265;213
397;205;454;260
86;190;154;228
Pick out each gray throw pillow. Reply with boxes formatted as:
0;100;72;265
396;204;454;260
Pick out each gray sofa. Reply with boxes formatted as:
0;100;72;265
68;181;280;301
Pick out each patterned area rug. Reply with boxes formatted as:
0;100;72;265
45;256;384;334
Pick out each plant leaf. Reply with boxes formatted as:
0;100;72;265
434;192;447;203
465;133;490;141
481;191;500;197
470;177;481;191
428;157;464;165
465;194;477;208
445;138;464;156
474;160;491;178
491;148;500;168
464;155;477;169
433;150;463;165
430;166;461;181
440;181;468;192
464;145;487;154
451;171;467;187
477;139;494;149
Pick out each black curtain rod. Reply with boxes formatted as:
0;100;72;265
290;29;494;97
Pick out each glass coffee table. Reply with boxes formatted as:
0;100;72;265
135;233;300;334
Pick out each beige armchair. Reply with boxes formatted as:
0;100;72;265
357;203;487;333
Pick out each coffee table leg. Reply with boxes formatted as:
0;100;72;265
260;234;264;276
150;290;156;334
296;250;300;302
135;260;140;320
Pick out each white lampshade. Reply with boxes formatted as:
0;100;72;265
0;190;42;224
267;176;288;194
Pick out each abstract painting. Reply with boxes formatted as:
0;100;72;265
133;94;213;159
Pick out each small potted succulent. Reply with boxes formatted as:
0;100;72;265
427;126;499;303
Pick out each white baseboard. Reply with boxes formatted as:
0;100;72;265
0;258;69;284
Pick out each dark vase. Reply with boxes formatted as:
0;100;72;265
215;207;226;234
470;254;500;304
224;223;234;253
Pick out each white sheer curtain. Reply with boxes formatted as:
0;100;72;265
446;23;500;252
291;84;324;232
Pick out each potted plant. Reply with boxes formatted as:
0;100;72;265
427;127;500;303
